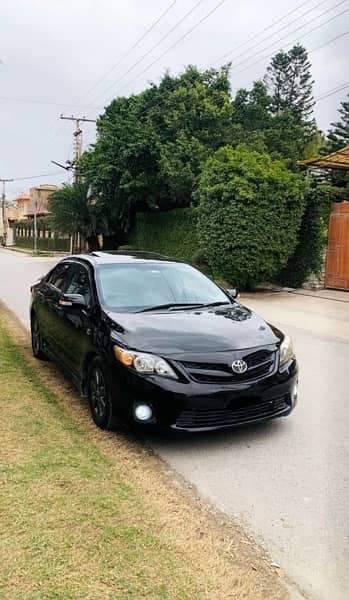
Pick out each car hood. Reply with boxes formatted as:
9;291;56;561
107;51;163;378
107;303;281;355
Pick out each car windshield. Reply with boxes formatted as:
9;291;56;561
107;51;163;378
96;262;229;312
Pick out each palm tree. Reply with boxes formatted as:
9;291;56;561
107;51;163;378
49;182;104;251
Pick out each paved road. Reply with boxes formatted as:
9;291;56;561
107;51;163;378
1;248;348;600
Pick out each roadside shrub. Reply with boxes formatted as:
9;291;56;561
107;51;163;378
196;145;307;289
277;183;334;287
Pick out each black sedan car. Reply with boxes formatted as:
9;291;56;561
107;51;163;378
30;252;298;432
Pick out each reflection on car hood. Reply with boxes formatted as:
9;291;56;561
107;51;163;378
107;303;280;354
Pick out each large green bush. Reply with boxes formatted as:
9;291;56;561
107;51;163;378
196;145;307;289
277;183;335;287
128;208;198;262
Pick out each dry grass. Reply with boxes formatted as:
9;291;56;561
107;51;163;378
0;305;291;600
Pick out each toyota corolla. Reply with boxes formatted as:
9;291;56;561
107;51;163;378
30;252;298;432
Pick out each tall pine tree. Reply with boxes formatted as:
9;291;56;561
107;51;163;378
325;93;349;152
264;44;315;123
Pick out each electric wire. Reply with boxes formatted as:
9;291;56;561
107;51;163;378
230;0;348;73
9;171;66;182
211;0;328;66
76;0;177;104
104;0;230;102
58;0;229;148
85;0;206;108
0;96;102;110
232;12;349;78
44;1;181;148
315;81;349;101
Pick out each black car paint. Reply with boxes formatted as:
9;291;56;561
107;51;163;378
30;253;298;432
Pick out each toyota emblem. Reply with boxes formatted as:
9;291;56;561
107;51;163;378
232;359;248;374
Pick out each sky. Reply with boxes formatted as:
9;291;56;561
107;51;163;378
1;0;348;199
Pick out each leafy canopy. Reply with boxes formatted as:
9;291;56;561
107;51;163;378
81;65;233;234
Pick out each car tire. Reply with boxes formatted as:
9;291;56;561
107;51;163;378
31;313;47;360
87;357;119;431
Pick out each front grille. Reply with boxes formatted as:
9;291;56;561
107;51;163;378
175;396;289;429
179;349;276;384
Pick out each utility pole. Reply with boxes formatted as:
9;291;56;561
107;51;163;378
60;115;96;183
59;115;96;254
1;178;13;246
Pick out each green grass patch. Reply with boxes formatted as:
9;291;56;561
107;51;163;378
0;317;201;600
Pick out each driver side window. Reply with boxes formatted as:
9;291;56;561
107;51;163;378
65;264;92;307
47;264;72;292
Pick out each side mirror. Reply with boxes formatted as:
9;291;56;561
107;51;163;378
225;288;239;300
59;293;87;309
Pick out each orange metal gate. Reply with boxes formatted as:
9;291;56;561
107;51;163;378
325;202;349;290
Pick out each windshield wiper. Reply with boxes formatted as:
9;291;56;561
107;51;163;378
138;302;204;313
200;301;231;308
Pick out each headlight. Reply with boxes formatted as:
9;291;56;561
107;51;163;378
279;335;295;365
113;346;178;379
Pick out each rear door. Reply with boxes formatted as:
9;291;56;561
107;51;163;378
36;262;74;352
56;262;96;376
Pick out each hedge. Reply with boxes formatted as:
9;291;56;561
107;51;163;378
128;208;198;262
15;235;70;252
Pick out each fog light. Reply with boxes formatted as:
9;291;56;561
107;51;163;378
134;403;153;422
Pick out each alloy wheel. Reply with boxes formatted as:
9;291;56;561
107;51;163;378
90;367;107;419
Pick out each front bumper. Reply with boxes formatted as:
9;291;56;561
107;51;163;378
112;357;298;432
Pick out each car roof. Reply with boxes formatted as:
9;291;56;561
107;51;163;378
62;250;182;266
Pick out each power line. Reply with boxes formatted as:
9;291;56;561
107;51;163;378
232;29;349;98
231;10;349;78
315;81;349;101
108;0;230;102
308;28;349;54
211;0;327;66
75;0;178;105
86;0;206;108
230;0;348;73
9;171;64;182
43;2;179;149
0;95;103;110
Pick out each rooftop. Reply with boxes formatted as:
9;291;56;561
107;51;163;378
301;145;349;171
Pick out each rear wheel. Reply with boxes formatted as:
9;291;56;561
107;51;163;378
31;314;47;360
87;357;119;430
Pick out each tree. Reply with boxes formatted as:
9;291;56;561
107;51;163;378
196;145;306;289
230;81;271;152
264;44;314;123
81;65;234;235
325;93;349;152
49;182;104;250
263;44;316;162
232;81;272;133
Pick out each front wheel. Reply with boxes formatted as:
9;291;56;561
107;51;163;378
31;314;47;360
87;357;119;430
